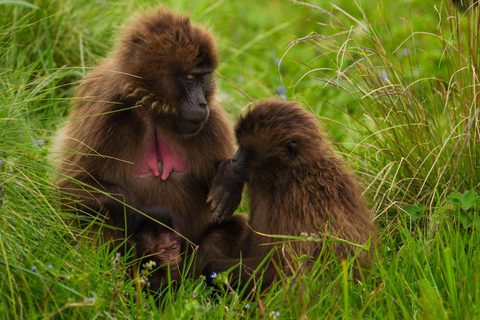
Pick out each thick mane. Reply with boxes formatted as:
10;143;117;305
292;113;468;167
116;8;218;73
236;100;315;139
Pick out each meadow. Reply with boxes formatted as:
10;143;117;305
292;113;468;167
0;0;479;318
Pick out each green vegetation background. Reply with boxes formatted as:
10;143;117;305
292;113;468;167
0;0;479;318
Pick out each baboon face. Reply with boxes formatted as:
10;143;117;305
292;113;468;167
231;139;299;181
138;231;183;271
120;9;218;135
136;229;183;291
172;66;213;135
232;100;325;181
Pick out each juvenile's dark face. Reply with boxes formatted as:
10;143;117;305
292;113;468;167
232;100;323;181
231;139;298;181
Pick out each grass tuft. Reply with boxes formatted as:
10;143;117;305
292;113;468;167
287;0;479;225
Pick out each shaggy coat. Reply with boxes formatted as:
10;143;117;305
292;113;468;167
53;8;235;244
204;100;375;289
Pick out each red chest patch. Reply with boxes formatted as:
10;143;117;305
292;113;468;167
133;131;188;180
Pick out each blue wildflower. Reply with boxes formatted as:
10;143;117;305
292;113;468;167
379;70;389;82
219;92;229;101
33;139;45;147
236;76;244;83
31;266;37;272
279;94;287;100
245;303;250;309
0;160;4;167
88;297;95;302
210;272;218;279
271;311;280;318
274;58;281;66
48;264;53;269
276;85;286;95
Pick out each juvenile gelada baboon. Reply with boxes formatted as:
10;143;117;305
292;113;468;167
203;99;375;290
52;8;244;251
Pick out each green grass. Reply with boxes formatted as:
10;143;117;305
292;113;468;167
1;0;479;318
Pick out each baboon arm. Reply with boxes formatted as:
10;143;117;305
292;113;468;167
62;178;137;230
207;161;244;222
194;215;248;276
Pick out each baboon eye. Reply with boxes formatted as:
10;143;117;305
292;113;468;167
132;37;145;45
200;74;209;81
286;139;298;160
185;74;195;85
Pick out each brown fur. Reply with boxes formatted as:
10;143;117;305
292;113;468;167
203;99;375;290
195;214;249;275
131;208;185;291
53;8;235;245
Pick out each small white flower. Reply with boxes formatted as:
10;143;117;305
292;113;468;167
143;260;157;271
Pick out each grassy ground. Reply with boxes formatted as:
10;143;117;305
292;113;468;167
1;0;479;318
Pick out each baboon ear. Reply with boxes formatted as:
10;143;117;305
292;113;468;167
127;36;147;61
286;139;298;160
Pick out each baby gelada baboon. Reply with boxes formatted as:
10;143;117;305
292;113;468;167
130;208;185;291
203;99;375;290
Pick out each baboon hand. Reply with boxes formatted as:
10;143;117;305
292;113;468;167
207;161;244;222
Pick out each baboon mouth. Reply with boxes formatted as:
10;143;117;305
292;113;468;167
133;129;188;180
174;119;205;135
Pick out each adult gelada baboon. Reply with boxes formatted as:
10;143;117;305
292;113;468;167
53;8;243;249
203;100;375;291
